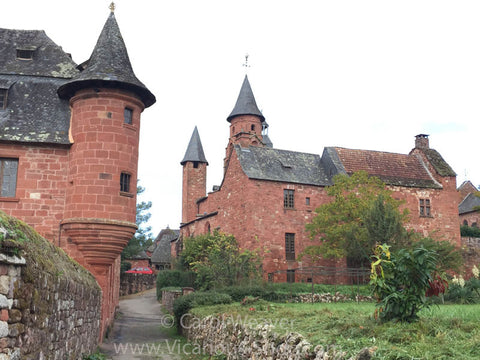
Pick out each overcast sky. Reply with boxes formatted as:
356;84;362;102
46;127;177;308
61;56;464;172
2;1;480;236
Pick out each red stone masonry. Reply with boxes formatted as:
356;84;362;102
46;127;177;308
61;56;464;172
0;144;69;242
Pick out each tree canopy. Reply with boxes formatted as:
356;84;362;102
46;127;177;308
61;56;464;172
121;182;153;267
303;171;409;267
181;231;262;290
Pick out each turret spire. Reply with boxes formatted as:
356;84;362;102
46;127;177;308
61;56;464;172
181;126;208;165
58;10;155;108
227;75;265;122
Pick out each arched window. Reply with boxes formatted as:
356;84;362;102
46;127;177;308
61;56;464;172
463;220;468;226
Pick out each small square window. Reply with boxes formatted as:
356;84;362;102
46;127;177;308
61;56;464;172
267;273;274;282
16;49;34;60
124;108;133;125
0;89;7;110
284;189;294;209
120;172;131;193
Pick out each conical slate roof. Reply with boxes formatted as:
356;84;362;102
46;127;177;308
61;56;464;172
227;75;265;122
181;126;208;165
58;11;155;108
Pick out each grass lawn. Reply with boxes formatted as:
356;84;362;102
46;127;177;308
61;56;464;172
189;301;480;360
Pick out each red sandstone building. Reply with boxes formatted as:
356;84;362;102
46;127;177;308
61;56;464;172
458;181;480;228
177;75;460;282
0;9;154;337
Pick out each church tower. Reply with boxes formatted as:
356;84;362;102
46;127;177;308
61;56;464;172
181;127;208;224
57;7;155;338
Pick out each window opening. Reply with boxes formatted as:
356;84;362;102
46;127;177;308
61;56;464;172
284;189;294;208
0;158;18;197
285;233;295;261
124;108;133;125
120;172;131;193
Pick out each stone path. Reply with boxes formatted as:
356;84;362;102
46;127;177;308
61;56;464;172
100;289;181;360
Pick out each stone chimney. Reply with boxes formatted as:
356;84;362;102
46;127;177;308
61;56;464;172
415;134;429;149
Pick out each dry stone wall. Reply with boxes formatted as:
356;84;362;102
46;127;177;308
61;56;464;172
0;212;101;359
119;273;156;296
183;314;373;360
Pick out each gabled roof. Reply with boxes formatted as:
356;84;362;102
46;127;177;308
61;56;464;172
151;229;179;264
0;29;78;78
181;126;208;165
0;29;77;145
235;145;331;186
227;75;265;122
459;192;480;215
58;12;155;108
416;148;456;177
330;147;441;188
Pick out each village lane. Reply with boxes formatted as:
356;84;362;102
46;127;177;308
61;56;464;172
100;288;181;360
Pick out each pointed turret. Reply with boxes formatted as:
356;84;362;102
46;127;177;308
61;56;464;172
181;127;208;165
181;127;208;223
58;11;155;108
227;75;264;122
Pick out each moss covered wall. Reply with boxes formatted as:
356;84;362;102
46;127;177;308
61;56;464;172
0;211;101;359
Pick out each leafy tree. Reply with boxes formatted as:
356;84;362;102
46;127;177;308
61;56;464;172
414;236;462;273
370;243;439;322
181;231;262;290
303;171;408;267
121;182;153;264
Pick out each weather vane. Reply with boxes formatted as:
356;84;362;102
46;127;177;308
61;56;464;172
243;54;251;71
109;2;116;12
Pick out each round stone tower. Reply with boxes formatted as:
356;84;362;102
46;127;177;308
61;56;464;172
57;8;155;338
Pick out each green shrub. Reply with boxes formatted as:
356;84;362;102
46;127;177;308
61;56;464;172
461;225;480;237
82;351;106;360
220;285;272;301
370;243;438;322
156;270;196;300
173;291;233;333
181;231;262;290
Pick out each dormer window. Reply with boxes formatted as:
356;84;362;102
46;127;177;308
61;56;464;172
0;89;7;110
16;47;36;60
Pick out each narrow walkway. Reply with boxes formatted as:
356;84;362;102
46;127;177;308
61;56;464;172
100;288;181;360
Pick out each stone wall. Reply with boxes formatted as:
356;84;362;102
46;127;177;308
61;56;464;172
0;212;101;359
119;273;156;297
183;314;372;360
462;236;480;277
161;290;182;314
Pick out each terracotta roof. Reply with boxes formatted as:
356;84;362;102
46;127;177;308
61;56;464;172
332;147;441;188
